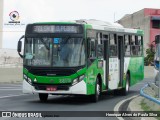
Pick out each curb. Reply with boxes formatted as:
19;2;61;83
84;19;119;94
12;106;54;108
140;84;160;105
127;96;157;120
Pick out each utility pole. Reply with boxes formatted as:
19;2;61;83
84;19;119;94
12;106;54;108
0;0;4;49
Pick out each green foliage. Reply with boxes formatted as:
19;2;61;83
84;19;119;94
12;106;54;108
140;99;151;111
144;44;155;66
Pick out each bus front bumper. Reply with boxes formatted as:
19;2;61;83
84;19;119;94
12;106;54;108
22;80;87;95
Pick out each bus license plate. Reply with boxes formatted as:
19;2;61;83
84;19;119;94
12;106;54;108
46;86;57;91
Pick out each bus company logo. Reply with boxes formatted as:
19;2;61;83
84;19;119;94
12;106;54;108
9;11;20;23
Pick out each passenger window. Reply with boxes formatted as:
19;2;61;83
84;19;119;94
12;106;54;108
131;35;143;56
97;33;103;45
124;35;130;56
138;36;143;45
109;34;117;57
131;35;135;45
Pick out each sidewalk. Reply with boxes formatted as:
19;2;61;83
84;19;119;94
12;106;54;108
128;84;160;120
128;96;159;120
128;66;160;120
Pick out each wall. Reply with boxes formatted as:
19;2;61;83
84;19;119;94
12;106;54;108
118;9;150;55
118;9;160;56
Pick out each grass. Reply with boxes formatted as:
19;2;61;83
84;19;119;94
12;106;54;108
140;99;151;111
140;99;160;120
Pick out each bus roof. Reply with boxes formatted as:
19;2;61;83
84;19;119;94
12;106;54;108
77;19;143;35
34;19;144;35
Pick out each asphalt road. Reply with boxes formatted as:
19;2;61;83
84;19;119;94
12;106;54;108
0;78;153;120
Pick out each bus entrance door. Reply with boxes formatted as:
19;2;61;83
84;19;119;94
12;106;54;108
108;34;124;90
103;35;109;90
117;35;124;88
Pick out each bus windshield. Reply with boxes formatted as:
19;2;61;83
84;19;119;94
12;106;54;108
24;37;85;67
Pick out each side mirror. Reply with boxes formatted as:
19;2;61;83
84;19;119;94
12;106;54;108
17;41;22;52
17;35;25;58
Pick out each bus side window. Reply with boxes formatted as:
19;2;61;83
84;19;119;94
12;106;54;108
124;35;130;56
97;33;102;45
131;35;143;56
109;34;117;57
131;35;137;56
89;39;96;58
96;33;104;58
131;35;135;45
138;36;143;56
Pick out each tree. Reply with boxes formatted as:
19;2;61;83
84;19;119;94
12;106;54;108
144;43;155;66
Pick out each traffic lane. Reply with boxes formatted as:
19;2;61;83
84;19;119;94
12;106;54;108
0;78;152;120
0;78;151;111
0;84;22;97
0;95;121;120
0;90;140;113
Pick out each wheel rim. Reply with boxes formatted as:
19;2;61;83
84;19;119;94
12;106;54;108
126;78;129;92
97;83;100;96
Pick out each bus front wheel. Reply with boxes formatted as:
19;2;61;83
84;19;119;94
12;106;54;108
90;78;100;102
39;93;48;102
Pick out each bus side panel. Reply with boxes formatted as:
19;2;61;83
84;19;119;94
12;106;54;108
136;57;144;81
128;57;144;86
86;60;104;95
123;57;131;87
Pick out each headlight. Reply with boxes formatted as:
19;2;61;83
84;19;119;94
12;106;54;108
72;78;78;86
23;74;32;85
23;74;27;80
72;75;85;86
79;75;85;81
28;78;32;85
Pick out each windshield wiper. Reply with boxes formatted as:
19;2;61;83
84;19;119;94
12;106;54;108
39;38;50;50
58;36;70;51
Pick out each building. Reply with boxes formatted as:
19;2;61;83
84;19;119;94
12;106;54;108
0;0;3;49
118;8;160;54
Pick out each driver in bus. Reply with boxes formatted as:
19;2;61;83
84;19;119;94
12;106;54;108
59;39;72;66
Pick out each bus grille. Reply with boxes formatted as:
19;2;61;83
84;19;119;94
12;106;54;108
25;67;76;76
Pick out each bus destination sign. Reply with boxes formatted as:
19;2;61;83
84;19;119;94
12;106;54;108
33;25;81;34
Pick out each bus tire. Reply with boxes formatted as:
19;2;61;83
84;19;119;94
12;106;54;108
121;74;130;95
90;78;100;102
114;74;130;96
39;93;48;102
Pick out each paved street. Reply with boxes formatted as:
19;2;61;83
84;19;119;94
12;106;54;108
0;78;153;120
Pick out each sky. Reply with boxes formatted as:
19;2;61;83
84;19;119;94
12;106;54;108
1;0;160;49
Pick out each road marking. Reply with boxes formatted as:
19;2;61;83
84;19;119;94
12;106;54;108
114;95;138;120
0;94;25;99
0;89;21;90
0;87;21;88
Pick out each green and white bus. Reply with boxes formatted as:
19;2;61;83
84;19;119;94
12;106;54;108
17;20;144;102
